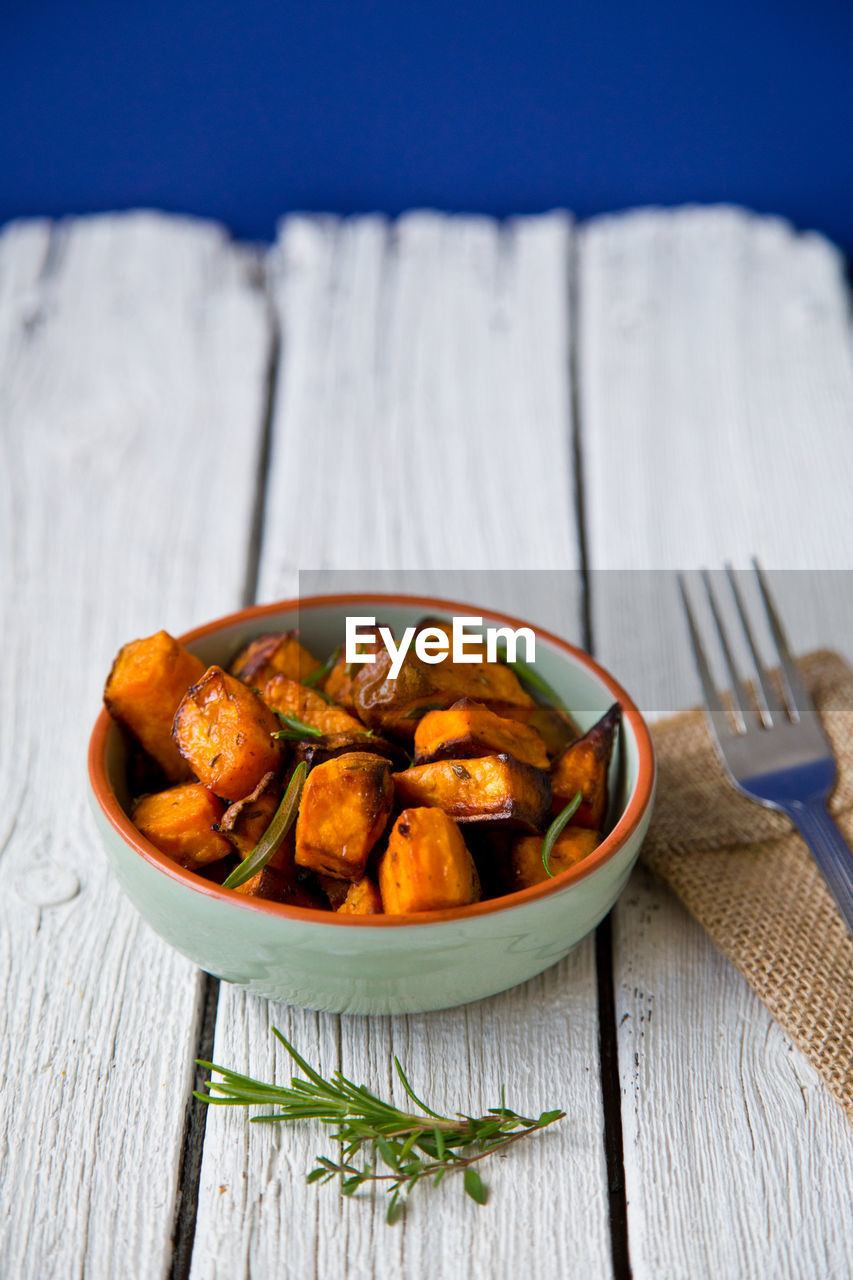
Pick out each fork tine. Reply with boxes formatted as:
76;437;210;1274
700;569;753;733
724;563;786;728
678;575;734;733
752;558;811;723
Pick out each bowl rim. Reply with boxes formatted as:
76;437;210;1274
88;592;656;928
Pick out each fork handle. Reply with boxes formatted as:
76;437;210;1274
784;798;853;936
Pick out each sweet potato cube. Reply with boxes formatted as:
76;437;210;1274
336;877;384;915
172;666;283;801
132;783;232;869
378;809;480;914
262;674;367;737
232;866;327;908
526;705;582;758
393;754;551;832
550;704;621;826
414;699;549;769
229;632;322;687
511;827;602;890
294;752;394;879
104;631;206;781
321;622;386;711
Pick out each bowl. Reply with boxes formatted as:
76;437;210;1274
88;593;655;1014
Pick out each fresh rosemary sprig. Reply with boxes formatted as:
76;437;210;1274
541;790;583;877
222;764;307;889
302;646;341;688
272;712;324;739
196;1028;565;1224
494;639;566;710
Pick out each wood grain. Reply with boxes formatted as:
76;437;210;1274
578;205;853;1278
189;212;614;1280
0;213;270;1279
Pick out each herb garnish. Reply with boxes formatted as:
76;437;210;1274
222;763;307;889
540;791;583;877
196;1027;565;1223
302;647;341;689
272;712;324;740
494;640;566;710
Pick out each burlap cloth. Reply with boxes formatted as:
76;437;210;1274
641;649;853;1123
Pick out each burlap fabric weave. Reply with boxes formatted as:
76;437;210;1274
642;650;853;1123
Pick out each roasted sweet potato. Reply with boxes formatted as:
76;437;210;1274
233;865;328;908
132;783;232;869
229;631;322;687
550;704;620;826
321;622;386;711
295;752;394;879
104;631;206;781
393;754;551;831
414;699;549;769
352;649;534;739
218;770;286;862
336;877;384;915
525;704;582;758
172;665;283;801
262;674;367;737
378;808;480;913
292;732;408;772
510;827;601;889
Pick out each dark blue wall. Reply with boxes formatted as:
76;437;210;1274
4;0;852;249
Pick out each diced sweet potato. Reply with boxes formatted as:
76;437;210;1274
218;770;288;864
172;666;283;801
132;783;232;869
232;865;328;908
352;649;534;739
393;754;551;832
336;877;384;915
317;873;352;909
262;674;367;737
378;808;480;913
229;632;322;687
292;732;408;772
321;622;386;711
550;704;621;826
414;699;549;769
295;752;394;879
511;827;602;890
104;631;206;781
525;705;582;758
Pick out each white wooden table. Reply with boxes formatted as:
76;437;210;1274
3;206;853;1280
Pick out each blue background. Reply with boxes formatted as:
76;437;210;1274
3;0;852;249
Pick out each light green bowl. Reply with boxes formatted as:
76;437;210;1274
88;594;655;1014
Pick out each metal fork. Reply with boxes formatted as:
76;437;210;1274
679;560;853;935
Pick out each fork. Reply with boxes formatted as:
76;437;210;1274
679;559;853;935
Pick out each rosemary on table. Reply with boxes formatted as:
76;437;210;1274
222;763;307;889
196;1027;565;1224
541;790;583;877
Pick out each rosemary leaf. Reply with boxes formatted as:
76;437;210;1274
540;790;583;877
222;763;307;889
272;712;323;739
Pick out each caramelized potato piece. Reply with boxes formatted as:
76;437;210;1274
526;704;582;758
393;754;550;832
336;877;384;916
218;771;287;863
550;704;620;826
262;674;367;737
233;865;327;908
317;873;351;909
132;783;232;869
295;752;394;879
293;732;408;772
229;632;322;687
414;699;549;769
322;622;386;711
173;666;283;801
353;649;534;739
104;631;205;781
511;827;602;890
379;808;480;914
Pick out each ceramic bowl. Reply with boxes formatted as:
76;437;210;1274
88;594;655;1014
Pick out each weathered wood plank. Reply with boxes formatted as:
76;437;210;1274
0;213;271;1279
190;212;613;1280
578;205;853;1279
